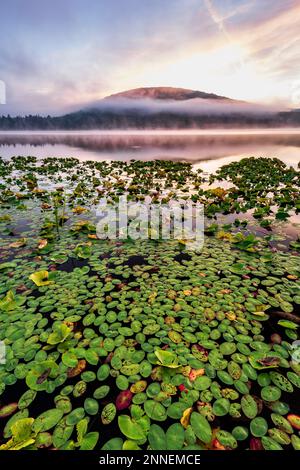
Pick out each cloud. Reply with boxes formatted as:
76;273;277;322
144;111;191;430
0;80;6;104
0;0;299;114
204;0;232;41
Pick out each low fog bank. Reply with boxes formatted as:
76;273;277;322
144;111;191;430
85;97;288;116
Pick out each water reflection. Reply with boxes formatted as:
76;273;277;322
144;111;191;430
0;130;299;170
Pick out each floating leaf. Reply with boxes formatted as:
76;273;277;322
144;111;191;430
232;426;249;441
166;423;185;450
9;238;27;248
35;432;52;449
212;398;230;416
291;435;300;450
18;390;37;410
261;386;281;402
241;395;258;419
216;430;237;449
144;400;167;422
66;408;85;426
0;403;18;419
73;381;87;398
101;403;116;425
0;290;25;312
97;364;110;381
54;396;72;414
67;359;86;378
122;440;141;450
79;432;99;450
287;414;300;430
154;349;180;368
37;239;48;250
85;349;99;366
250;417;268;437
268;428;291;445
94;385;110;400
76;417;88;444
167;402;189;419
0;418;35;450
278;320;298;330
271;414;293;434
101;438;123;450
180;407;193;429
168;331;182;344
52;418;74;449
62;351;78;368
190;412;212;444
84;398;99;416
29;270;55;286
130;380;147;394
261;436;283;450
270;372;293;393
148;424;166;450
249;352;280;370
118;415;146;440
0;262;16;270
33;409;63;433
116;390;133;411
193;376;211;391
47;324;71;345
3;410;29;439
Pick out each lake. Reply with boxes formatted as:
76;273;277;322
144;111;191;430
0;129;300;173
1;130;300;453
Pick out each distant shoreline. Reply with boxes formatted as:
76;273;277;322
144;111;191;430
1;128;300;136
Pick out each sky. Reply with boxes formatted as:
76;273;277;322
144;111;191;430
0;0;299;115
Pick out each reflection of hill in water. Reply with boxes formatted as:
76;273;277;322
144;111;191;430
0;132;300;163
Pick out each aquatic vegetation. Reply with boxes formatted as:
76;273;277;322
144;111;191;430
0;156;299;451
29;270;56;287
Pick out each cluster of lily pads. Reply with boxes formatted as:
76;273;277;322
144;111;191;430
208;157;300;226
0;155;299;233
0;155;299;451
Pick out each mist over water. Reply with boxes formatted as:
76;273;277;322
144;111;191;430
0;129;299;171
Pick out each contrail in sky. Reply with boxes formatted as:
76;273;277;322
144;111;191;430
204;0;246;71
204;0;232;42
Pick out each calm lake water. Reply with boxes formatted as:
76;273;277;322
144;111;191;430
0;129;300;172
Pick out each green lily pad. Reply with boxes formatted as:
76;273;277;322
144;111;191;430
250;417;268;437
190;412;212;444
32;409;63;433
118;415;146;440
148;424;166;450
261;385;281;402
212;398;230;416
216;430;237;449
66;408;85;426
101;403;116;425
84;398;99;416
241;395;258;419
144;400;167;421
